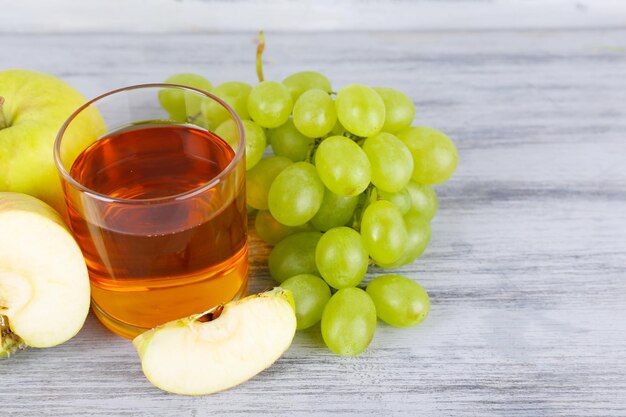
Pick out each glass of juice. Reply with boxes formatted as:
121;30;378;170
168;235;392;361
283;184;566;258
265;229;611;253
54;84;248;339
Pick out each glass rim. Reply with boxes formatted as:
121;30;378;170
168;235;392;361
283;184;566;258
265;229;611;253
53;83;246;205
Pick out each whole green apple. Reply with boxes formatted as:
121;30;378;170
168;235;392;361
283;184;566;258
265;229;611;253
0;69;105;219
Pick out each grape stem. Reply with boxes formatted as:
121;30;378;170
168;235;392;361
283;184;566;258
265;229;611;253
0;96;7;130
344;132;363;142
187;111;202;124
305;137;323;164
350;185;376;231
256;31;266;83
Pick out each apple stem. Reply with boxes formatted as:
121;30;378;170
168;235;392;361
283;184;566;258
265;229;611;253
0;96;7;129
256;31;265;83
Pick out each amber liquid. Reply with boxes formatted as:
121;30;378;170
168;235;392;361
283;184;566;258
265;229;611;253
68;123;247;338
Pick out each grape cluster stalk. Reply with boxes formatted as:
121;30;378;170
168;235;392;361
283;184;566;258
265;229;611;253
160;40;458;356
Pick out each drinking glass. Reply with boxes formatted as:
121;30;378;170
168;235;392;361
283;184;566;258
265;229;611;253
54;84;247;339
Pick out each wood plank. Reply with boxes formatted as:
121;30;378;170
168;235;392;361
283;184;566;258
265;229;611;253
0;0;625;32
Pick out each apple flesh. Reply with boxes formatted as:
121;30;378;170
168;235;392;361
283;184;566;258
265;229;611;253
0;192;90;356
0;69;105;219
133;288;297;395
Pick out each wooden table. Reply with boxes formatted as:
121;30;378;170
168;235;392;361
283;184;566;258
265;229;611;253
2;30;625;416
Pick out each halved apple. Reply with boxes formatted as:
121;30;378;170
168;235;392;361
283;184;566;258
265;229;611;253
133;288;297;395
0;192;90;356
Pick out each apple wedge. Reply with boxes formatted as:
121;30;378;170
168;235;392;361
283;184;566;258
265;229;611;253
0;192;90;356
133;288;297;395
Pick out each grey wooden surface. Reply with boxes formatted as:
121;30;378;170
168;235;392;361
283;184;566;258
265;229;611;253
1;30;626;416
2;0;625;32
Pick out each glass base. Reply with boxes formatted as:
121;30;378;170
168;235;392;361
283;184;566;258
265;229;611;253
92;281;249;339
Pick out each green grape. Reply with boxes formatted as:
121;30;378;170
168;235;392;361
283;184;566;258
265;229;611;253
268;118;314;162
254;210;311;246
396;126;458;184
214;118;239;148
328;120;348;137
280;274;331;330
372;87;415;133
363;132;413;193
310;188;359;232
201;81;252;128
321;288;377;357
378;211;431;268
292;89;337;138
360;200;407;265
315;227;368;289
159;73;213;122
247;81;293;128
268;231;322;283
366;275;430;327
377;188;411;215
282;71;332;101
246;156;293;210
406;181;437;220
268;162;324;226
215;81;252;119
335;84;385;137
314;136;371;197
215;119;266;170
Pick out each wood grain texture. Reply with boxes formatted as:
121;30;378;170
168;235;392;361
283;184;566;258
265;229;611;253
0;0;625;32
1;30;626;416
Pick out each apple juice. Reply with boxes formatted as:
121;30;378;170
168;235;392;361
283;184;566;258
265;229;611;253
67;122;248;338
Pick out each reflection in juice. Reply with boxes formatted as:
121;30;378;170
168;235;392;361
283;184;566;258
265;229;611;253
66;123;248;338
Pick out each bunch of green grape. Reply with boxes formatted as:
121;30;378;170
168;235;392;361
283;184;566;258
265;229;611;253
160;70;457;357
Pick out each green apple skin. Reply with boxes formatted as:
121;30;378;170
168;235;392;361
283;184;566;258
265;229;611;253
0;69;105;220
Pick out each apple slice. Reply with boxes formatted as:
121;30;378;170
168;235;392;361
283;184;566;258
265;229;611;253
0;192;90;356
133;288;297;395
